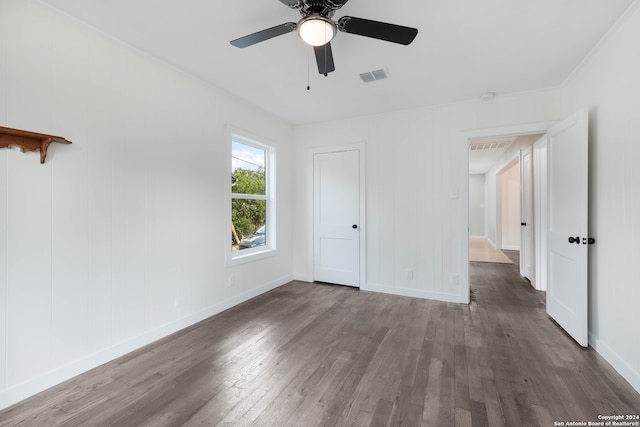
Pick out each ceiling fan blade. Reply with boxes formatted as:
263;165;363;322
328;0;350;7
279;0;300;7
338;16;418;45
230;23;296;48
314;43;336;75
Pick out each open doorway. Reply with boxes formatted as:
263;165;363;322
469;133;541;268
462;124;550;304
468;137;517;266
460;111;590;346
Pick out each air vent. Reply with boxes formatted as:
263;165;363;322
359;72;375;83
469;141;509;151
469;137;515;151
360;68;389;83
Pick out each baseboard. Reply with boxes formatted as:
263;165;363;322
0;274;293;411
469;235;486;239
589;332;640;394
290;279;469;304
362;282;468;304
292;274;313;283
501;245;520;251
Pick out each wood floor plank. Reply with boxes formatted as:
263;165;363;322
510;379;541;427
480;378;506;427
421;358;443;427
408;338;434;408
469;400;489;427
464;343;484;404
2;260;639;427
438;366;456;427
370;398;393;427
526;361;572;422
454;407;472;427
388;386;422;427
328;328;390;425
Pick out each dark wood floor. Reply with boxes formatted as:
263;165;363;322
1;257;639;426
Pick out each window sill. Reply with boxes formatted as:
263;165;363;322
226;247;278;267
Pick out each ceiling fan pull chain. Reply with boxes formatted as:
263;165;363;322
324;26;329;77
307;50;311;90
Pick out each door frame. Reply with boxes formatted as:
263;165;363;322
533;136;548;291
460;122;556;304
520;145;535;283
308;143;366;286
520;144;537;288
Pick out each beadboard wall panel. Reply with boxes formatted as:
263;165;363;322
0;0;8;394
0;0;293;409
5;0;55;388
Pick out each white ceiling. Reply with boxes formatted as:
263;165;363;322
41;0;635;125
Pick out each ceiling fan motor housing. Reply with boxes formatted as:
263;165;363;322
291;0;346;18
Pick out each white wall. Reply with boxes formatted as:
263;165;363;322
292;90;561;303
561;1;640;393
0;0;293;409
468;174;486;237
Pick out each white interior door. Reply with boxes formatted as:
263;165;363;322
520;146;535;283
547;109;589;347
313;149;361;287
501;161;521;251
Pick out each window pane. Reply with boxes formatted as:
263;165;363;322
232;141;265;195
231;199;266;251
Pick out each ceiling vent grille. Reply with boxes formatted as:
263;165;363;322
469;141;508;151
469;137;515;151
360;68;388;83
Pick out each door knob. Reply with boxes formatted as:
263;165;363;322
568;236;580;244
352;224;358;229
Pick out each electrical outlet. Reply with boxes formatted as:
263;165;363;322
228;275;236;288
449;273;459;285
174;296;188;308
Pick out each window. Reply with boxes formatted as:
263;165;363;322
228;131;275;264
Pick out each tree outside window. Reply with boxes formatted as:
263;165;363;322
231;140;268;252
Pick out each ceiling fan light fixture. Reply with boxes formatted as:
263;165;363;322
298;16;336;46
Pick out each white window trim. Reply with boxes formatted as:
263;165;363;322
225;127;277;266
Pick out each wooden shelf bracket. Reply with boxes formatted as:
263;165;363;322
0;126;72;164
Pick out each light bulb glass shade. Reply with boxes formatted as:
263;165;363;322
297;17;336;46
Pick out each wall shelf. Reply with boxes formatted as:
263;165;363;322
0;126;72;164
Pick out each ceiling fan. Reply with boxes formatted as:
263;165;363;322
230;0;418;76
